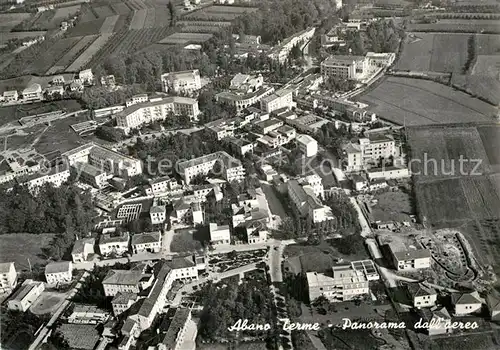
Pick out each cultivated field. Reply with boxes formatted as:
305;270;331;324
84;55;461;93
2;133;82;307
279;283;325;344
159;32;213;45
109;27;174;56
357;77;497;125
451;73;500;105
0;13;31;32
66;33;113;71
23;36;82;75
0;233;55;270
408;19;500;33
46;35;98;74
184;5;258;21
100;14;119;33
396;32;469;73
0;31;47;45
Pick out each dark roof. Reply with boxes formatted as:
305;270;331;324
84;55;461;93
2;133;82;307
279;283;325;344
452;292;481;305
161;309;191;348
167;256;195;269
132;232;161;245
72;238;95;254
137;262;172;318
45;261;71;274
111;292;138;305
407;282;435;298
9;282;41;301
102;270;147;286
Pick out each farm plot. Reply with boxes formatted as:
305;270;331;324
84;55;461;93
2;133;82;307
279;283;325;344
184;11;242;21
100;15;119;33
177;20;231;28
66;33;113;71
461;176;500;220
0;13;31;32
51;5;81;23
129;9;147;29
94;5;116;18
203;5;259;14
144;8;156;28
179;25;225;33
46;35;98;74
111;27;174;55
24;36;82;75
472;55;500;76
124;0;147;10
451;73;500;105
395;32;469;72
408;126;491;179
357;77;497;126
110;2;133;15
408;20;500;33
159;32;213;45
476;34;500;54
67;18;106;37
153;7;170;27
478;125;500;167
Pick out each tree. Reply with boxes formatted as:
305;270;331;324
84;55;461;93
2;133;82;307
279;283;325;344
168;1;177;27
95;125;126;142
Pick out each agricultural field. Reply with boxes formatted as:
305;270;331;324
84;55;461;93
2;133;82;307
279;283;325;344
0;13;31;32
451;73;500;105
46;35;98;74
0;31;47;45
159;32;213;45
100;14;120;33
109;27;174;56
66;33;114;72
396;32;470;73
66;18;107;37
184;5;258;21
357;77;497;126
477;125;500;168
407;19;500;33
0;233;55;271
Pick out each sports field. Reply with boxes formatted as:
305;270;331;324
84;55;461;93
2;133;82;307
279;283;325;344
357;77;497;126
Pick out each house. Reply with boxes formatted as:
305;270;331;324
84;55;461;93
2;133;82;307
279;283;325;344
111;292;138;316
209;223;231;245
125;94;148;107
131;232;162;254
486;293;500;321
157;309;196;350
79;69;94;85
101;75;116;88
389;243;431;271
451;291;482;315
3;90;19;102
0;262;17;293
45;85;64;97
102;269;154;297
52;76;65;85
68;304;110;324
407;283;437;308
191;202;203;225
71;238;95;263
161;69;201;94
418;306;452;336
7;280;44;312
45;261;73;284
150;201;167;225
296;134;318;157
145;176;181;196
168;255;198;282
260;89;294;113
99;232;130;257
22;83;42;102
69;81;84;93
351;174;367;191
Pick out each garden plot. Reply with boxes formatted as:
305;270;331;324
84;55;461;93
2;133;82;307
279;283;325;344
46;35;98;74
99;15;119;33
66;33;113;71
159;32;213;45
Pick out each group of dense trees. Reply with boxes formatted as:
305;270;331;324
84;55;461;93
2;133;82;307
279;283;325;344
95;125;126;142
80;85;145;110
0;183;95;260
322;76;357;93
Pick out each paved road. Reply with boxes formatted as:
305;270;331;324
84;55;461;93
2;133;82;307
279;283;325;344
349;197;372;238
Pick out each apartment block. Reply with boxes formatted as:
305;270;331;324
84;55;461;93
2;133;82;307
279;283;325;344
88;144;142;178
209;223;231;245
342;133;396;172
0;262;17;293
268;27;315;63
216;86;275;113
161;70;201;94
296;134;318;157
45;261;73;284
287;179;333;223
71;238;95;263
260;89;294;113
19;166;71;192
99;232;130;257
389;243;431;271
72;162;109;189
7;279;44;312
102;270;154;297
158;309;195;350
125;94;148;107
131;232;162;254
177;151;245;185
116;97;200;131
321;55;368;80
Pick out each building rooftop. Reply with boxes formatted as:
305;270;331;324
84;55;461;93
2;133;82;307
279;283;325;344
103;269;150;286
343;143;362;154
451;292;481;306
117;96;197;118
74;162;105;177
132;232;161;245
72;304;109;314
322;55;366;65
161;308;191;348
72;238;95;255
296;134;316;145
45;261;71;274
167;255;195;270
390;244;431;261
137;262;172;318
256;118;282;130
216;86;273;102
177;151;241;173
163;69;199;80
100;232;130;245
407;282;435;298
57;324;99;350
111;292;138;304
22;83;42;94
9;281;42;302
367;133;394;143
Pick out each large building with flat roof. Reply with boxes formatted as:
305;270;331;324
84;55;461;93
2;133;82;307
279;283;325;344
321;55;368;80
161;70;201;94
177;151;244;185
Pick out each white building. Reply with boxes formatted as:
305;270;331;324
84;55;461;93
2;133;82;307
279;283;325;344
116;97;200;131
209;223;231;245
21;166;71;192
3;90;19;102
307;265;369;302
260;89;294;113
0;262;17;294
216;86;275;113
287;179;333;223
72;162;109;189
158;309;195;350
131;232;162;254
88;144;142;178
68;304;110;324
150;201;167;225
296;134;318;157
22;83;42;102
366;52;396;67
71;238;95;263
7;280;44;312
45;261;73;284
342;133;397;172
161;70;201;94
389;244;431;271
111;292;137;316
230;73;263;92
145;176;181;196
125;94;149;107
45;85;64;97
102;269;154;297
407;283;437;308
321;55;368;81
255;118;283;134
168;255;198;282
268;27;316;63
367;166;409;181
79;69;94;85
451;292;482;316
99;232;130;257
177;151;245;185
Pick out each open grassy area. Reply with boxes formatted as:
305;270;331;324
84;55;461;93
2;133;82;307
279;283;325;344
0;233;54;271
0;99;82;127
370;190;414;223
170;228;204;253
358;77;497;126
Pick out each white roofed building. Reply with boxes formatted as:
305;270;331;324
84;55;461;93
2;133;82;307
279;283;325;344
161;70;201;94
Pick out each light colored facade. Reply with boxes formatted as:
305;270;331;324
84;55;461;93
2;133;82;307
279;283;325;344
169;256;198;281
260;89;294;113
287;179;333;223
177;151;245;185
125;94;149;107
99;232;130;257
296;134;318;157
209;223;231;245
216;86;275;113
321;55;368;80
131;232;162;254
0;262;17;293
230;73;263;92
89;145;142;178
389;244;431;271
367;166;409;181
307;265;369;302
22;83;42;102
116;97;200;131
20;166;70;191
255;118;283;134
102;270;154;297
3;90;19;102
150;202;167;225
451;292;482;315
161;70;201;94
72;162;109;189
408;283;437;308
111;292;137;316
342;133;396;172
45;261;73;284
7;280;44;312
366;52;396;67
71;238;95;263
79;69;94;84
146;176;181;196
268;27;316;63
158;309;194;350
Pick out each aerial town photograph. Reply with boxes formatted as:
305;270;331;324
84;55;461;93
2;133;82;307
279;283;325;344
0;0;499;349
